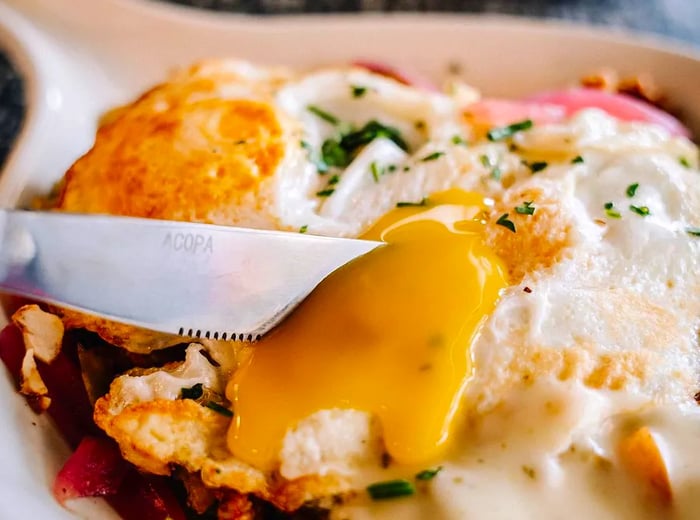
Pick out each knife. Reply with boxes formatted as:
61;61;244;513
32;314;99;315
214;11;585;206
0;210;382;341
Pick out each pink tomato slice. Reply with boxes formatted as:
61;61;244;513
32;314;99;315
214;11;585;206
525;88;690;137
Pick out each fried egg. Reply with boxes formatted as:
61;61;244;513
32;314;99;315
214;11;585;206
48;60;700;519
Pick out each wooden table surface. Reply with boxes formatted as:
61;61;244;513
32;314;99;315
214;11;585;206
1;0;699;167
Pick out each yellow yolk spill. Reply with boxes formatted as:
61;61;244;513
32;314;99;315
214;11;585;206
226;189;508;471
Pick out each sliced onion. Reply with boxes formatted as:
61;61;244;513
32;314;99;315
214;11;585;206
53;436;129;504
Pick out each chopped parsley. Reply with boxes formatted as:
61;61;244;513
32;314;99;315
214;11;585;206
679;157;691;168
626;183;639;197
421;151;445;162
341;120;409;153
415;466;443;481
604;202;621;219
307;105;340;125
480;154;501;180
328;174;340;185
490;165;502;181
321;139;349;168
480;154;492;168
496;213;516;233
687;227;700;237
316;188;335;197
180;383;203;400
299;225;308;234
205;402;233;417
515;201;536;215
487;119;533;141
351;85;368;98
396;198;429;208
571;155;584;164
629;204;651;217
370;161;384;183
451;135;467;146
525;161;548;173
367;479;415;500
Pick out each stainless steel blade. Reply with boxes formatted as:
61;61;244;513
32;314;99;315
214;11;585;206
0;210;382;340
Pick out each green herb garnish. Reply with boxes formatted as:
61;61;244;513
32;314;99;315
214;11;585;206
415;466;443;481
487;119;533;141
480;154;492;168
307;105;340;125
316;188;335;197
341;120;409;153
496;213;516;233
629;205;651;217
367;480;415;500
321;138;349;168
679;157;691;168
687;227;700;237
451;135;467;146
299;225;308;234
490;165;502;181
371;162;384;183
626;183;639;197
604;202;621;219
351;85;368;98
526;161;548;173
328;174;340;185
515;201;536;215
301;140;329;173
571;155;584;164
205;402;233;417
180;383;203;400
387;164;397;172
421;151;445;162
396;198;429;208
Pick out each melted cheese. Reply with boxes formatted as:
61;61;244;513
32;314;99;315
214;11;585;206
226;190;507;470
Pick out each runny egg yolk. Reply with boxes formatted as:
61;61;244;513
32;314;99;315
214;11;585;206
226;189;508;471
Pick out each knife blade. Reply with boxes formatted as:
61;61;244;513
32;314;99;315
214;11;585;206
0;210;382;340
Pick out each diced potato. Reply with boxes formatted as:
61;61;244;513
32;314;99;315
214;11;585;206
12;304;64;363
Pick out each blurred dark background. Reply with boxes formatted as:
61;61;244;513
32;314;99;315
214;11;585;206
1;0;699;168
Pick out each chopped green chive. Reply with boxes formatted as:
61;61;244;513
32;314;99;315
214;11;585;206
205;402;233;417
387;164;397;173
367;480;415;500
342;120;409;152
604;202;621;219
679;157;691;168
321;138;349;168
490;165;502;181
370;161;384;183
526;161;548;173
421;151;445;162
571;155;584;164
496;213;516;233
396;198;429;208
301;140;330;173
316;188;335;197
299;225;308;234
487;119;533;141
403;166;411;172
351;85;368;98
415;466;443;481
300;140;311;150
626;183;639;198
307;105;340;125
629;205;651;217
480;154;492;168
180;383;203;400
686;227;700;237
451;135;467;146
515;201;536;215
328;174;340;185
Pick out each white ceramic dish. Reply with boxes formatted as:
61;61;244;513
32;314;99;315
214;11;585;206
0;1;699;517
